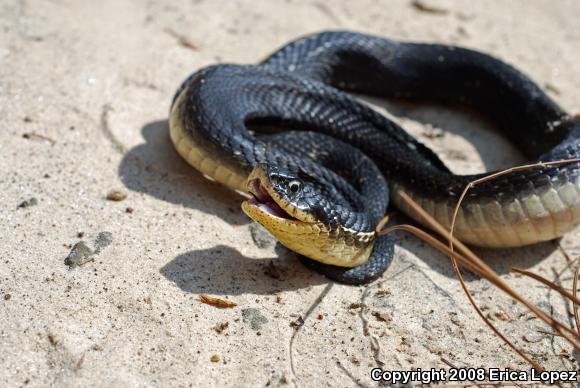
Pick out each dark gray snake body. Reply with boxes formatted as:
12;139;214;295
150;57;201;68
170;31;580;284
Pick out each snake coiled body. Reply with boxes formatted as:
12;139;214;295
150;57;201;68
170;31;580;284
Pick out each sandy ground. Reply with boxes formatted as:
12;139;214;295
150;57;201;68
1;0;579;387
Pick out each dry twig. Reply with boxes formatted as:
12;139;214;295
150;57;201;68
376;156;580;371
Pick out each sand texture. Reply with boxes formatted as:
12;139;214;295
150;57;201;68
1;0;579;387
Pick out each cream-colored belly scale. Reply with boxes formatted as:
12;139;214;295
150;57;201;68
392;177;580;247
169;89;247;192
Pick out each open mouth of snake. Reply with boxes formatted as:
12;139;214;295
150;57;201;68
247;178;297;220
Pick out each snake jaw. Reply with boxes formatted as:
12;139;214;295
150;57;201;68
241;165;374;267
242;166;318;223
246;178;298;220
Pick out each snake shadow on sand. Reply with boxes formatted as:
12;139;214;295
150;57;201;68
160;244;325;295
119;119;248;226
395;228;557;279
119;120;326;293
121;116;556;289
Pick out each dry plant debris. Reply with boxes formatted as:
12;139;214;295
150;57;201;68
376;157;580;372
199;294;237;308
410;0;449;15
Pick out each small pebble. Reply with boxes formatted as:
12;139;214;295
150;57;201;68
372;311;392;323
17;197;38;209
47;334;59;346
210;354;220;363
523;332;544;343
494;311;510;321
242;308;268;331
446;149;467;160
213;322;229;334
106;190;127;201
289;316;304;329
422;126;444;139
64;241;93;267
249;223;275;248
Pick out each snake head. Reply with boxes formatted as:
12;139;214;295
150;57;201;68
243;164;322;224
241;163;375;267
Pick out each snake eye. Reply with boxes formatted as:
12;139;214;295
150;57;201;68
288;180;302;195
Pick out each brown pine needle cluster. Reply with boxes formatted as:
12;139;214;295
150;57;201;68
376;157;580;372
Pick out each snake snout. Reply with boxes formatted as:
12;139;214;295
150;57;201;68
245;168;298;221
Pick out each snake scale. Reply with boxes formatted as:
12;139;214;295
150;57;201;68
169;31;580;284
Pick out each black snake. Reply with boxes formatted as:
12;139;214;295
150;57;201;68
169;31;580;284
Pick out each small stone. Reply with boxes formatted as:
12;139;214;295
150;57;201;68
421;125;444;139
289;316;304;329
213;322;229;334
242;308;268;331
4;294;11;300
64;241;94;268
106;190;127;201
47;334;58;346
446;150;467;160
374;290;391;298
372;311;392;323
249;223;275;248
279;375;289;384
494;311;510;321
210;354;220;363
523;332;544;343
17;197;38;209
